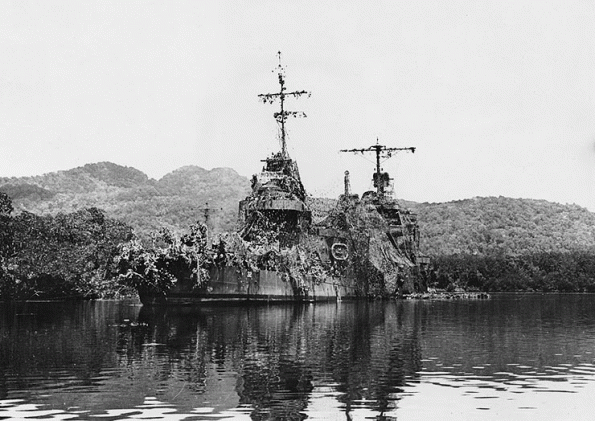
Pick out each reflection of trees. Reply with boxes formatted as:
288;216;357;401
132;302;423;420
0;300;424;419
0;301;139;407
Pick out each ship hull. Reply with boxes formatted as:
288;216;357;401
138;266;361;306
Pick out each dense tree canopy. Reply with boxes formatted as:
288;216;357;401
407;197;595;292
0;194;134;299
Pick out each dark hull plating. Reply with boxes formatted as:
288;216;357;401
139;267;361;306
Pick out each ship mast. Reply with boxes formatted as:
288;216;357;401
341;138;415;197
258;51;310;158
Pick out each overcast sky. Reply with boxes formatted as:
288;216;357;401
1;1;594;210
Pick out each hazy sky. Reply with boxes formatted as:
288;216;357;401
1;1;594;210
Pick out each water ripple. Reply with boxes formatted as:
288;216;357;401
3;296;595;419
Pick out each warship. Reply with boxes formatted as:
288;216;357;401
138;53;428;305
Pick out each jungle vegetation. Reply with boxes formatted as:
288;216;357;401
412;197;595;292
2;162;595;296
0;191;134;299
0;162;250;239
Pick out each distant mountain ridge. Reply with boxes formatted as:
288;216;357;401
0;162;251;237
2;162;595;256
0;162;150;194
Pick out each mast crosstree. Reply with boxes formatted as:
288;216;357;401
341;139;415;198
258;51;310;158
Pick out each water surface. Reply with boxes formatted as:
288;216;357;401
1;294;595;420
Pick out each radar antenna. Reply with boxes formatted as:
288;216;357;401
258;51;310;158
341;138;415;198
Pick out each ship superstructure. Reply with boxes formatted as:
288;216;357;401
238;52;311;245
340;140;422;266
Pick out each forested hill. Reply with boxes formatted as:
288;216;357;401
307;196;595;257
2;163;595;257
410;197;595;256
0;162;251;237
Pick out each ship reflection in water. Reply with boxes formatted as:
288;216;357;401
129;302;422;420
3;296;595;419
